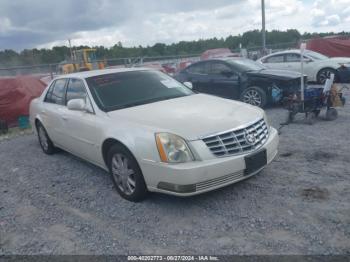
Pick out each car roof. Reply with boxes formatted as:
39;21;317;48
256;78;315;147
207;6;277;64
57;67;152;79
260;49;311;59
189;57;248;64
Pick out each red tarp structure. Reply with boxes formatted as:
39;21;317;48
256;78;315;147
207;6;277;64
306;36;350;57
0;76;47;126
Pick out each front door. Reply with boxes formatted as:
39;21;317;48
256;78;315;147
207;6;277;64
205;61;240;99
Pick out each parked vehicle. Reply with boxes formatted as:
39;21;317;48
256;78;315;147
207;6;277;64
30;68;279;201
257;49;350;84
174;58;304;108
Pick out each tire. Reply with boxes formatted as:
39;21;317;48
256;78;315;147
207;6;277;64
317;68;336;84
240;86;267;108
325;108;338;121
107;144;148;202
36;122;56;154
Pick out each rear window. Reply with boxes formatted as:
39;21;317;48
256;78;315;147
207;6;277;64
86;70;193;112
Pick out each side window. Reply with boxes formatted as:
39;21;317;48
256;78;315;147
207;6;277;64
266;55;284;63
50;79;67;105
285;53;301;62
210;62;231;75
66;78;87;105
187;63;209;74
44;79;67;105
44;82;56;103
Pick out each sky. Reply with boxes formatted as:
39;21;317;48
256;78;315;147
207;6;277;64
0;0;349;51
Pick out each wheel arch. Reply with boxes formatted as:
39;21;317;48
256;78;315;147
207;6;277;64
317;66;337;74
101;138;137;168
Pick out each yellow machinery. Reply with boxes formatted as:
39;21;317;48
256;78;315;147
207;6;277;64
60;48;105;74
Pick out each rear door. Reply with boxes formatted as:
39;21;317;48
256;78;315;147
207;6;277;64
59;78;102;164
42;78;68;146
205;61;240;99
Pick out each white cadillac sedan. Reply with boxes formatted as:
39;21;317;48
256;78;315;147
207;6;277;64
30;68;279;202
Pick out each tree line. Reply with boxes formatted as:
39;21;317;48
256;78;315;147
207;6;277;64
0;29;349;67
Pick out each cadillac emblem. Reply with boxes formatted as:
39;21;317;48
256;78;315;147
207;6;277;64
244;130;256;145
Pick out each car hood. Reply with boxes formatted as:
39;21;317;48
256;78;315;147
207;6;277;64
247;69;302;80
107;94;264;141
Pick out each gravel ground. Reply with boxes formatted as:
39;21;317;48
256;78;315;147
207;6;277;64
0;90;349;255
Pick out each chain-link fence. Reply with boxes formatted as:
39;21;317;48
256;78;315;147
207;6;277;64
0;42;300;78
0;53;203;79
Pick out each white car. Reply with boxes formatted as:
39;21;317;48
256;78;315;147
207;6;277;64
258;49;350;84
30;68;279;201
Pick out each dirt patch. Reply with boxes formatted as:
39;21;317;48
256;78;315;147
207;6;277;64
301;187;330;201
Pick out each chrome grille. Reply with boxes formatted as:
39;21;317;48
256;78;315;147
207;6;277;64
196;171;244;191
202;119;269;157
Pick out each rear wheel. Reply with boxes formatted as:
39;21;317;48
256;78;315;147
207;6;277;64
36;122;56;154
107;144;148;202
240;86;267;108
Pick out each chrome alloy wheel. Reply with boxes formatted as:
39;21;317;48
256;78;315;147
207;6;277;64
111;153;136;195
38;126;49;151
243;89;262;106
318;69;332;84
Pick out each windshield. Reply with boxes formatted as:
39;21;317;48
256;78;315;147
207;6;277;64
225;58;266;72
86;70;194;112
305;50;328;60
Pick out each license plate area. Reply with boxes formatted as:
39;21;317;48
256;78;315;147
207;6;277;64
244;149;267;175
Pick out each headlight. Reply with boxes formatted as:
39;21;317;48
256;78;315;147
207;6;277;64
155;133;194;163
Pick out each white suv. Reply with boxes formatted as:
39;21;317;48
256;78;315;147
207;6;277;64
30;68;279;201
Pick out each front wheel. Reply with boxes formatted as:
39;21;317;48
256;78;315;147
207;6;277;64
107;144;148;202
240;86;267;108
317;68;336;84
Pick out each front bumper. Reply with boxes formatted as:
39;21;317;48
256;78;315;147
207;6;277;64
139;127;279;196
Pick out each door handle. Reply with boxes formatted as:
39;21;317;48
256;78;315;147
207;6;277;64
61;115;68;120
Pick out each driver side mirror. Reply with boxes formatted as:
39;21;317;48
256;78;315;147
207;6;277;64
303;58;312;63
67;98;86;111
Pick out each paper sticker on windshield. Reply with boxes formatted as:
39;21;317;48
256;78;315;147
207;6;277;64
161;79;182;89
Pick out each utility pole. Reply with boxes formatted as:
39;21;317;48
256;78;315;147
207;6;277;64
68;39;74;61
261;0;266;54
